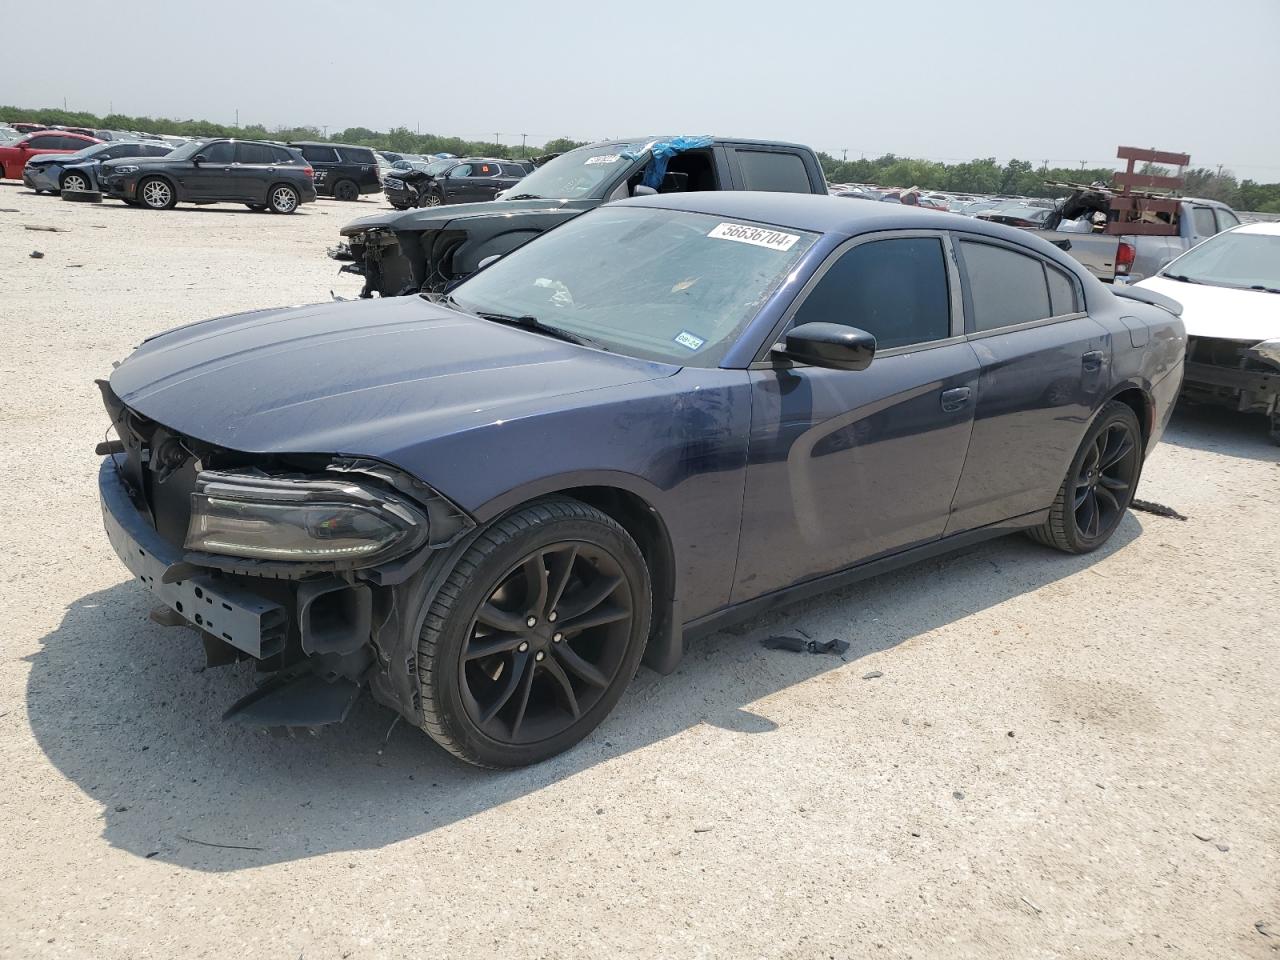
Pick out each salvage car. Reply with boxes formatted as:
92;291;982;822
22;140;171;194
333;135;829;297
98;192;1184;767
1136;222;1280;443
99;138;316;212
0;130;100;180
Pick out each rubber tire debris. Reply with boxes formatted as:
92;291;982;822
1131;499;1188;521
762;636;850;656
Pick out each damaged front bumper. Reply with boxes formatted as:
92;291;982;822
1183;336;1280;413
98;443;477;731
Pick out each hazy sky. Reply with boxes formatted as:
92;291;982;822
4;0;1278;179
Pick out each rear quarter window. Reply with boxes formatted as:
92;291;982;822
734;149;812;193
336;147;375;164
300;145;339;163
1191;207;1218;237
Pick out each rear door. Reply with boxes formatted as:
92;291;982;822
725;145;820;193
732;231;980;602
946;237;1110;532
232;142;282;201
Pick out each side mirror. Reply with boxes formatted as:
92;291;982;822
773;322;876;371
192;154;206;165
477;254;503;271
631;184;657;197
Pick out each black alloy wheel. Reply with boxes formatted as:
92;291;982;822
332;179;359;201
1030;400;1142;553
417;498;651;767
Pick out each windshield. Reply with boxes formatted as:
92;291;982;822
502;142;646;200
424;158;453;175
1161;230;1280;291
448;206;816;366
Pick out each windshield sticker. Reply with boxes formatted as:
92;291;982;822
584;154;621;165
707;222;800;251
674;330;706;351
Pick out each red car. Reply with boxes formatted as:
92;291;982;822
0;131;101;180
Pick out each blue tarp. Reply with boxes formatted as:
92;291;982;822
623;136;714;189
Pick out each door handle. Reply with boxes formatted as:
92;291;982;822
1082;350;1104;372
941;387;972;412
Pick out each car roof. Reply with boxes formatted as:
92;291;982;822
620;191;1034;238
1234;221;1280;236
288;141;374;149
593;135;812;151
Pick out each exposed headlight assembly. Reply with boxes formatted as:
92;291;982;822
113;165;139;175
185;470;430;566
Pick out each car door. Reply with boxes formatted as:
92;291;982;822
445;162;496;203
233;142;283;201
184;140;235;199
945;236;1110;533
731;232;981;604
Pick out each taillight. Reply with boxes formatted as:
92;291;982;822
1116;241;1136;275
303;166;314;179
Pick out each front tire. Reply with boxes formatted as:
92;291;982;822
138;176;176;210
417;498;652;768
268;183;300;214
60;172;90;193
418;186;443;208
1029;401;1142;553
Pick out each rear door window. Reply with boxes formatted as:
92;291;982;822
960;240;1053;331
300;145;339;163
792;236;952;349
733;149;811;193
1191;207;1218;237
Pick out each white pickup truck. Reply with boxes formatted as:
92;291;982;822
1036;190;1242;284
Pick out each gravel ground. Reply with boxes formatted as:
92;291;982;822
1;182;1277;960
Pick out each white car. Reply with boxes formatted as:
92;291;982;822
1136;222;1280;444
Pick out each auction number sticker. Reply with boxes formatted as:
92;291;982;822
585;154;621;165
674;330;706;351
707;222;800;251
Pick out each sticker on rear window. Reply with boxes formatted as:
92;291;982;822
707;222;800;251
674;330;706;351
585;154;621;165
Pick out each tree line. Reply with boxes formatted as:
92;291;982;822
5;104;1278;213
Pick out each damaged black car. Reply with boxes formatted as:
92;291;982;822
330;135;829;297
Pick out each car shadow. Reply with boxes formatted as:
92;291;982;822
1160;400;1278;462
26;519;1140;872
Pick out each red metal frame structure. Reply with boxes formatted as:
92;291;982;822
1105;146;1190;237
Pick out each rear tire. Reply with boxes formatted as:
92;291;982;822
138;176;176;210
1029;401;1143;553
332;179;359;201
417;498;651;768
267;183;300;214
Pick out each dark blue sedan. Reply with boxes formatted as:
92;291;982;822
97;192;1186;766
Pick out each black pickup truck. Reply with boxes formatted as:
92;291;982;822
330;136;829;297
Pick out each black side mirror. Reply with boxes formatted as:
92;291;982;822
773;322;876;371
192;154;206;165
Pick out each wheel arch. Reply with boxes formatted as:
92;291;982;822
137;172;179;200
473;475;683;674
267;180;302;206
1105;383;1155;449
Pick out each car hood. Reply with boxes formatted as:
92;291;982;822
25;154;65;167
1136;275;1280;343
341;197;587;236
108;296;677;460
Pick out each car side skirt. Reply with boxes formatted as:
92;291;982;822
681;510;1049;645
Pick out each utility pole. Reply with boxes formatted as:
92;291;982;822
1041;158;1049;171
235;108;239;128
322;125;328;138
1216;163;1224;178
841;147;848;162
495;132;501;153
63;96;67;110
1079;160;1087;171
521;133;528;157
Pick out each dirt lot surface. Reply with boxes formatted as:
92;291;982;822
1;183;1277;960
